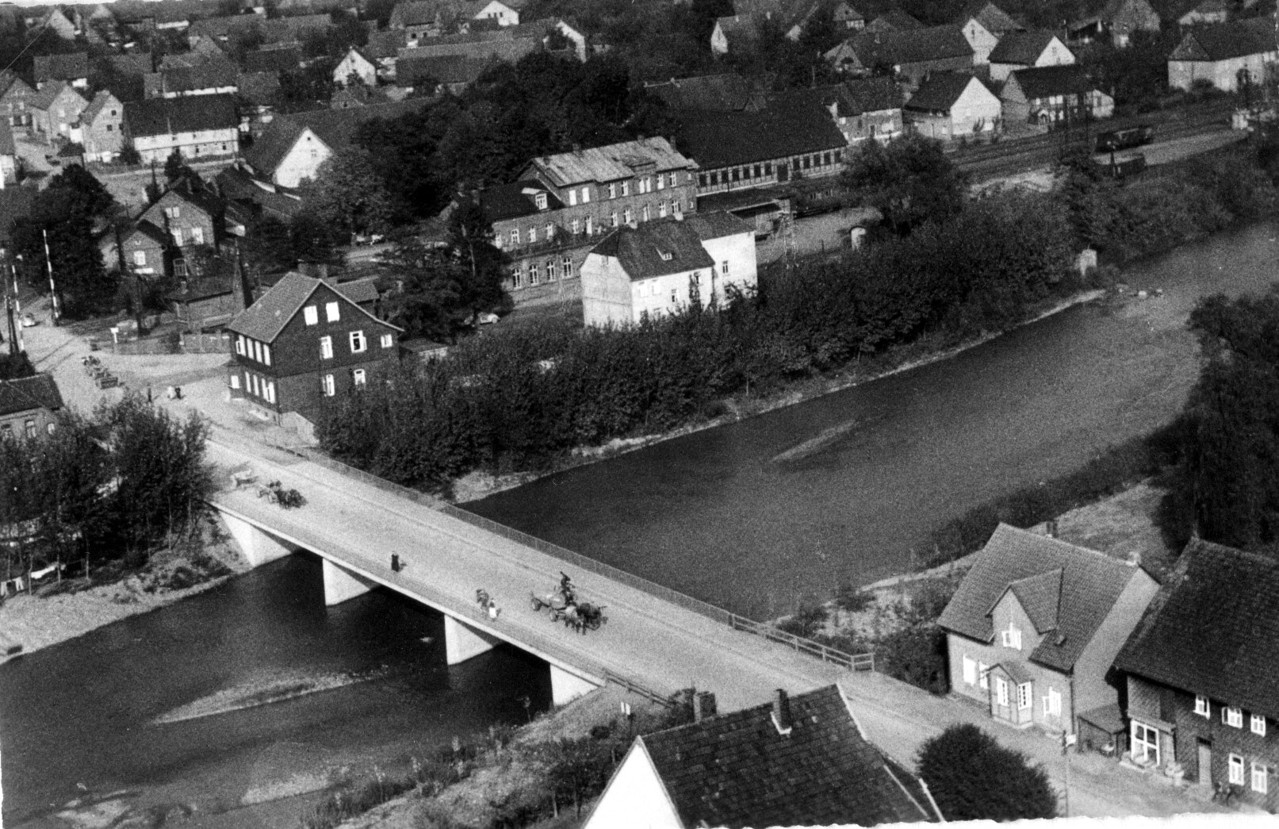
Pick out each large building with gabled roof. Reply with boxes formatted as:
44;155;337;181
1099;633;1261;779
226;271;401;421
122;94;238;162
1167;16;1279;91
584;685;942;829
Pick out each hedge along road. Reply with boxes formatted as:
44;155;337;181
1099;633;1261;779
465;221;1279;619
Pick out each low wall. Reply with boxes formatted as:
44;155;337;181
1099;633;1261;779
90;332;181;355
181;332;231;354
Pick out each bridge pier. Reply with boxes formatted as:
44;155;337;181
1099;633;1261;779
220;512;296;567
443;615;500;665
550;664;600;706
322;559;377;606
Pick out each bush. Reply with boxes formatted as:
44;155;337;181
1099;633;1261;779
875;624;948;694
776;602;829;638
834;579;874;613
918;724;1057;821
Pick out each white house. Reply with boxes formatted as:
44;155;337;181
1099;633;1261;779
471;0;526;26
959;17;998;64
988;30;1075;82
1167;17;1278;92
333;47;378;87
122;95;239;163
903;72;1002;140
579;212;757;327
583;686;941;829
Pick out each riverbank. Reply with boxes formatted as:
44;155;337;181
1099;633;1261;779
450;287;1109;503
0;515;249;659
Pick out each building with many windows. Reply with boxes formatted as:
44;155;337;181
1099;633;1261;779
226;272;401;422
1115;539;1279;810
122;94;239;162
470;137;699;303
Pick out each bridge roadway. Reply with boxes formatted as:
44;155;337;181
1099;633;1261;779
205;430;852;715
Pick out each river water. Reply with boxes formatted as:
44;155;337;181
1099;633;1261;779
0;555;552;826
465;221;1279;619
3;221;1277;825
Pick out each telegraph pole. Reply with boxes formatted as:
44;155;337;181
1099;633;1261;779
42;229;60;325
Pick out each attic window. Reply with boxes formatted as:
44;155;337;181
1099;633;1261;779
658;250;672;261
534;193;547;210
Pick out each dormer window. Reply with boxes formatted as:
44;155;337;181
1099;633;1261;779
658;250;672;261
1000;624;1022;649
1195;696;1210;718
534;192;547;210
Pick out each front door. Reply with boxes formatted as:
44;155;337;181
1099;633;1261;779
1198;739;1212;786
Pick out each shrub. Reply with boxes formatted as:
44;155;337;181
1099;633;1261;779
776;602;829;638
834;579;874;613
918;724;1057;821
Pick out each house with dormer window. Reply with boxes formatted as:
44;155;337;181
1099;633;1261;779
226;271;401;422
938;524;1159;743
1114;539;1279;810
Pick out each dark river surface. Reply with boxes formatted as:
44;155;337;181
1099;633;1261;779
3;221;1277;825
465;221;1279;619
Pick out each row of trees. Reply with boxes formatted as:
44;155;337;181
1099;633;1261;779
0;395;212;584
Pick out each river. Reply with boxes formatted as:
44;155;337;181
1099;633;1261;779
4;221;1276;826
465;222;1279;619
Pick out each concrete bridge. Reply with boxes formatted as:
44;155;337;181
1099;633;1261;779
205;431;864;713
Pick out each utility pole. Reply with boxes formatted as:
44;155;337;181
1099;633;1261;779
1062;730;1076;817
42;229;59;325
11;259;23;355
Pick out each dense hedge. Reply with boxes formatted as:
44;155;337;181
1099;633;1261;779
320;191;1080;490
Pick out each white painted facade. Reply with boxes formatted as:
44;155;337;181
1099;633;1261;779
710;19;731;54
907;76;1003;140
961;18;998;65
273;128;332;188
1169;53;1278;91
473;0;522;26
582;742;683;829
133;124;239;163
580;225;757;327
990;35;1075;81
334;48;377;87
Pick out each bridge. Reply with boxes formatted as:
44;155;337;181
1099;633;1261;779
205;430;870;713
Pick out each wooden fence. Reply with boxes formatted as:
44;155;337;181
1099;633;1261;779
729;615;875;672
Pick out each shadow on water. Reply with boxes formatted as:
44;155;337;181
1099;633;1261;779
1;554;552;825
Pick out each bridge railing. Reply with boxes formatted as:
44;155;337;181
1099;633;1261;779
259;441;876;675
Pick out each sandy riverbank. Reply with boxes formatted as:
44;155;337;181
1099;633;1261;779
450;287;1108;503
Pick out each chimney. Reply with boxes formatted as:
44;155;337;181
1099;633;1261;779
771;689;793;735
693;691;717;723
572;142;582;155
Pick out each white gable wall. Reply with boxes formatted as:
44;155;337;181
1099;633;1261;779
583;742;684;829
274;127;332;188
335;50;377;86
698;229;757;305
473;0;521;26
962;18;998;64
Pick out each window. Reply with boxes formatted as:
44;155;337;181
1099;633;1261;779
669;172;678;187
511;264;523;288
642;204;650;222
262;344;271;366
699;173;708;187
585;216;593;235
1195;696;1210;718
534;192;547;209
164;206;180;219
253;340;262;363
1132;722;1160;765
132;250;146;267
721;260;729;275
1253;714;1267;736
994;676;1009;706
1001;625;1022;649
753;164;761;178
349;330;366;353
571;219;581;235
670;287;678;303
528;226;536;243
562;255;572;278
1225;706;1243;728
545;223;554;239
230;373;241;389
568;189;577;206
24;419;35;439
264;381;275;403
235;336;245;356
352;368;366;388
608;183;617;199
320;336;333;359
623;207;632;224
622;181;630;196
1044;687;1062;717
765;162;773;175
529;261;540;285
326;301;339;322
962;656;977;685
191;227;204;245
46;422;55;435
380;333;393;349
174;259;188;278
1017;682;1031;709
658;201;667;218
510;229;520;245
611;211;619;228
546;259;557;281
978;662;989;689
580;186;590;203
321;373;335;397
1229;754;1245;785
1252;762;1269;794
304;305;318;325
656;173;664;190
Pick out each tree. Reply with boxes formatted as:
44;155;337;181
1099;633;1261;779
917;724;1057;821
298;146;394;240
243;214;296;278
842;134;968;234
118;140;141;166
164;149;187;183
289;210;340;266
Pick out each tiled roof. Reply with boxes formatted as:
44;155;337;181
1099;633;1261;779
224;271;321;342
32;81;83;112
682;210;752;240
1004;65;1092;100
998;660;1036;684
326;276;379;305
865;8;924;31
1115;539;1279;721
0;374;63;417
396;31;542;62
100;52;154;77
959;0;1023;34
237;71;281;106
1008;569;1062;633
127;220;169;247
590;219;714;279
144;61;238;96
244;98;431;175
764;79;903;118
531;137;693;186
988;30;1062;64
124;94;237;137
904;72;986;111
243;45;301;73
80;90;121;128
396;54;494;86
477;179;563;221
34;52;89;82
366;29;409;59
676;104;845;168
715;14;758;46
645;73;761;112
641;686;935;828
1169;17;1277;62
852;25;973;67
937;523;1145;672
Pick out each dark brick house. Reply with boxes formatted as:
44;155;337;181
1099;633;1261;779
226;272;401;421
0;374;64;439
584;686;942;828
1114;539;1279;809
